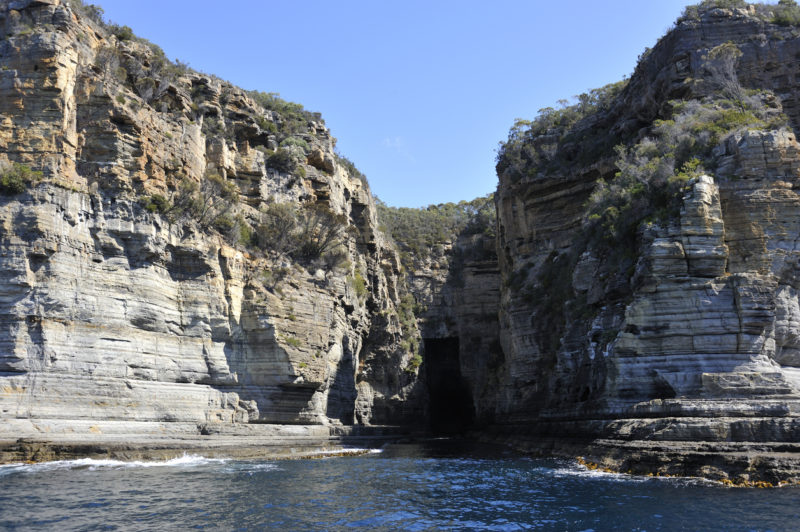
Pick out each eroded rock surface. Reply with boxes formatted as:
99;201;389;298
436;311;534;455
0;0;423;434
489;4;800;482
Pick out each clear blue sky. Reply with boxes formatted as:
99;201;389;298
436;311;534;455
94;0;699;207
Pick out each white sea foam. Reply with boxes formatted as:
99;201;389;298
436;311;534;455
549;461;717;486
300;447;383;458
0;453;226;476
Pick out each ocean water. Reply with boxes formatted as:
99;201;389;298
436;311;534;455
0;440;798;531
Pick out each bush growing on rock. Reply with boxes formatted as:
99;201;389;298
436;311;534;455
142;193;170;214
295;203;350;263
680;0;800;25
266;149;297;174
397;293;421;361
772;0;800;25
252;202;350;269
70;0;105;25
584;93;782;251
349;271;368;300
247;91;322;140
147;171;240;232
110;24;134;41
170;171;240;230
0;163;42;195
279;137;311;154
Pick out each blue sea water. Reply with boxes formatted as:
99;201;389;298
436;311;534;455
0;440;798;531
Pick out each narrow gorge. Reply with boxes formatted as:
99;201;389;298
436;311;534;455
3;0;800;485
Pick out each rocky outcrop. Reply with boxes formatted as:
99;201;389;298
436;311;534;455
490;3;800;482
0;0;424;435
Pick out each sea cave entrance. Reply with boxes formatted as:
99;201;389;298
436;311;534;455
424;337;475;435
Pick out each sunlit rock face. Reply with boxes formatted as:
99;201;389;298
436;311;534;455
490;4;800;458
0;0;424;430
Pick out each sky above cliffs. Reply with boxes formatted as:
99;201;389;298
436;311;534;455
95;0;698;207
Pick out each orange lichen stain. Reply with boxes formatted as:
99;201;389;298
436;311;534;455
577;456;785;487
88;426;101;434
720;478;774;488
575;457;614;473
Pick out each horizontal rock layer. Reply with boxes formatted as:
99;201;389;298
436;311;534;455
0;0;424;433
489;5;800;475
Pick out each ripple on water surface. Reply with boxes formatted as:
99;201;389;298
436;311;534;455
0;443;798;531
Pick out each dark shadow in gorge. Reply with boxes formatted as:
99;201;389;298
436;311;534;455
423;337;475;435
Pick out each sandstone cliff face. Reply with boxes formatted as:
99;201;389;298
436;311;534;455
0;0;423;429
405;232;502;429
492;3;800;461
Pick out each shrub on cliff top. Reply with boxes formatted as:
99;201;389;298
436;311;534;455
0;163;42;195
377;194;496;271
680;0;800;25
248;91;323;140
70;0;105;25
495;80;628;183
772;0;800;25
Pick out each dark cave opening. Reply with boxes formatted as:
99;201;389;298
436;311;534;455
424;337;475;435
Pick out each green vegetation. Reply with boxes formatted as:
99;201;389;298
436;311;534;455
168;171;239;231
266;148;297;173
496;26;791;356
680;0;800;26
141;171;240;235
76;0;190;106
586;95;784;251
350;271;369;300
250;201;350;268
280;335;303;349
772;0;800;25
69;0;105;25
142;193;170;214
377;195;496;270
406;353;423;373
0;163;42;195
261;267;290;290
496;81;628;183
280;137;311;153
248;91;323;139
397;293;421;359
680;0;748;20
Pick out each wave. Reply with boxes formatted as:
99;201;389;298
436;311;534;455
548;461;717;486
0;453;227;476
310;447;383;457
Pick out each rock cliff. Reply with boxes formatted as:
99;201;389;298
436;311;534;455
491;1;800;483
376;198;502;433
0;0;424;436
6;0;800;484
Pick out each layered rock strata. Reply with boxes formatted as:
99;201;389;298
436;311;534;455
0;0;424;440
491;4;800;483
406;231;502;430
